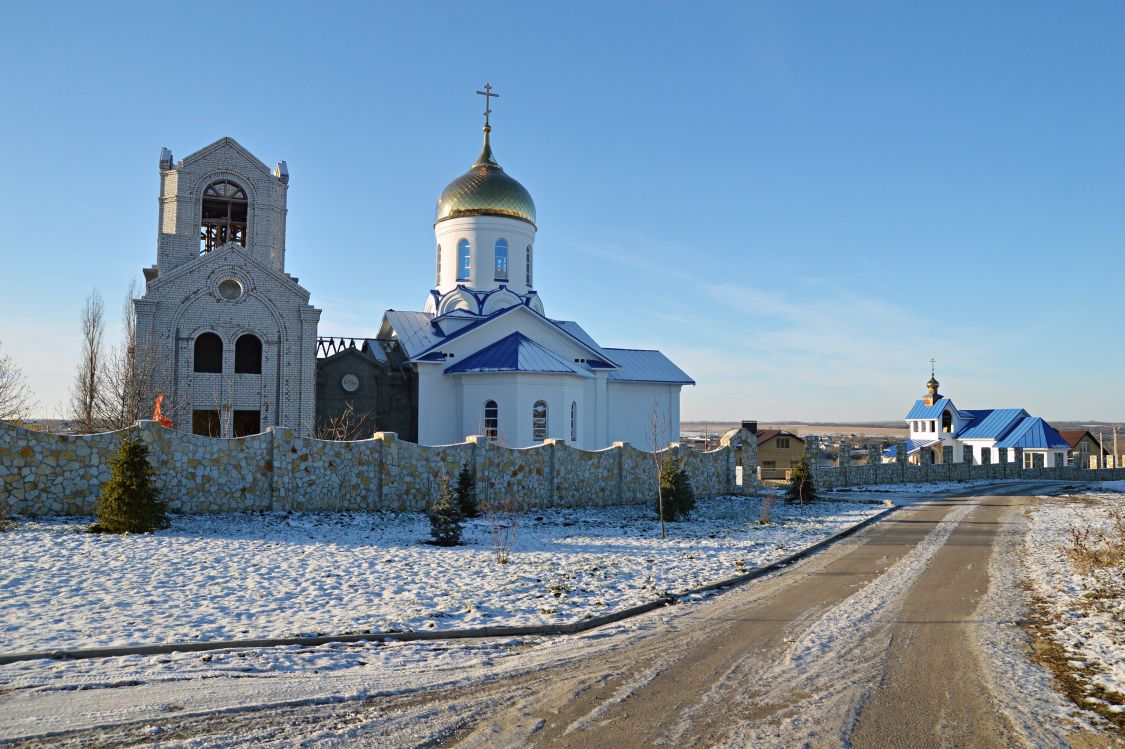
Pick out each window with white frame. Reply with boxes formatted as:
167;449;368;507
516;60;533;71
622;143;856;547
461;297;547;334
483;400;498;440
494;239;508;280
457;239;471;281
526;245;533;287
532;400;548;441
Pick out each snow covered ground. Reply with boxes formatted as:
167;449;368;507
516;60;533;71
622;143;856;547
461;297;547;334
1;495;883;655
1025;485;1125;719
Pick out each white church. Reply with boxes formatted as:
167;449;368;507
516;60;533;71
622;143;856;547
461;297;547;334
135;87;693;449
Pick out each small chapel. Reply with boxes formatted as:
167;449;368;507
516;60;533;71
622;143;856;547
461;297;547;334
884;365;1070;468
136;86;693;449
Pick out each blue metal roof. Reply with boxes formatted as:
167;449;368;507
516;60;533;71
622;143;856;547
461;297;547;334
383;310;443;358
882;438;938;458
955;409;1028;440
994;417;1071;449
444;332;592;377
906;397;953;419
602;348;695;384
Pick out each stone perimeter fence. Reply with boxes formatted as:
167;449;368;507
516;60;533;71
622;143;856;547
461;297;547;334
0;421;755;517
4;421;1122;518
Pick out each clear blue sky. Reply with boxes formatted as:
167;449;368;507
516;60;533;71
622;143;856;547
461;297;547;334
1;1;1123;422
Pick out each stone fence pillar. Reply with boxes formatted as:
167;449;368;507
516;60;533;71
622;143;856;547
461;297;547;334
866;444;880;465
612;441;628;503
374;432;397;509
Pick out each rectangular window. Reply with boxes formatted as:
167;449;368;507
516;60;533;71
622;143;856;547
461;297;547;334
776;437;789;449
233;410;261;438
494;240;509;281
436;248;441;285
762;460;776;468
532;400;547;441
192;410;221;437
525;245;533;287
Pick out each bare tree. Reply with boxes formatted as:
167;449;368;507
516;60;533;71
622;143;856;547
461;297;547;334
0;340;35;422
651;400;670;540
69;290;106;433
312;402;375;441
101;281;161;430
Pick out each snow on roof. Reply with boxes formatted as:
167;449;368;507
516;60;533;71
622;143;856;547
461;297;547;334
444;332;592;377
601;348;695;385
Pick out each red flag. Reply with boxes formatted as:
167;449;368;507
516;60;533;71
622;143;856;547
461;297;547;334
153;394;172;428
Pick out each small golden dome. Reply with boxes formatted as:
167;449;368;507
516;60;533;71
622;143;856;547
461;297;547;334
435;127;536;227
927;375;940;393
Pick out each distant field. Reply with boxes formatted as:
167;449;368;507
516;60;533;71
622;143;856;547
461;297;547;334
681;422;908;439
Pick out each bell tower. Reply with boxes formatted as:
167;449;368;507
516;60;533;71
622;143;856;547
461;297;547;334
924;358;941;407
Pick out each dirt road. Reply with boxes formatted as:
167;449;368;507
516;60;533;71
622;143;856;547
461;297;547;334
6;483;1114;747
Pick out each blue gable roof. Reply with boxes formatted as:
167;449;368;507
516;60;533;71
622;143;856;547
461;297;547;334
444;332;592;377
906;397;953;419
994;417;1071;449
955;409;1028;440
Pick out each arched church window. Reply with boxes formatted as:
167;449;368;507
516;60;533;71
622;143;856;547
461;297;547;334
526;245;533;287
200;180;248;253
436;245;441;285
457;239;471;281
193;332;223;373
941;410;952;433
235;333;262;374
570;401;577;442
494;239;509;281
532;400;548;441
484;400;498;440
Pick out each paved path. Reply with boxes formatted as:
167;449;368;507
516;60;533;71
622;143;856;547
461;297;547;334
5;482;1115;747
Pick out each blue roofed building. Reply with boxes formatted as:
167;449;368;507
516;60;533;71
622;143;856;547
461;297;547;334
359;97;693;449
885;369;1070;467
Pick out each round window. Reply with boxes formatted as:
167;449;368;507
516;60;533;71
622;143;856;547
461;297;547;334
341;373;360;393
218;279;243;300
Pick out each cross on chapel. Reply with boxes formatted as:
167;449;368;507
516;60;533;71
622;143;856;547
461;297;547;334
476;83;499;127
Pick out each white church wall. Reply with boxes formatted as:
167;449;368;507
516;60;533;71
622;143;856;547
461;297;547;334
606;382;682;451
433;215;535;297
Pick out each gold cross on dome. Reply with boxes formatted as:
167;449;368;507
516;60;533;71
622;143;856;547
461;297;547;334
476;83;500;127
930;357;936;376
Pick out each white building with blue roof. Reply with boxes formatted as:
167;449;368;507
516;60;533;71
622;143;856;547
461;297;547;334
887;370;1070;467
368;95;693;449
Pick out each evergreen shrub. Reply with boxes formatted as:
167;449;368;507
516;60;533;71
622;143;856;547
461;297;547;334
455;463;479;518
656;462;696;521
427;474;464;546
785;456;819;505
91;432;169;533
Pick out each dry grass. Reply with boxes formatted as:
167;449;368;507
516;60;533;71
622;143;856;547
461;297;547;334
1025;505;1125;729
1066;508;1125;611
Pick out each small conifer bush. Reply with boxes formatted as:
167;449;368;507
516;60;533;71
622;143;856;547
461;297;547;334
656;462;696;521
785;456;819;505
92;432;169;533
427;474;464;546
455;463;479;518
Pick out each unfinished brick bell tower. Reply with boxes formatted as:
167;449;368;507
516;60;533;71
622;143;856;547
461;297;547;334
134;137;321;437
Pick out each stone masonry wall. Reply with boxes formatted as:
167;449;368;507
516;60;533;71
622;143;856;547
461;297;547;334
0;422;756;517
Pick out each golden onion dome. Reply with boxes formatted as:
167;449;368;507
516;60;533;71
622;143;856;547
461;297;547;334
435;126;536;227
